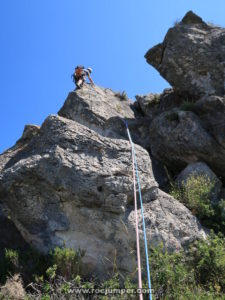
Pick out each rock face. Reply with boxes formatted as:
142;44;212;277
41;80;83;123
129;190;206;251
149;110;225;177
58;84;153;150
194;95;225;148
0;203;30;257
58;85;135;136
0;84;207;278
145;11;225;97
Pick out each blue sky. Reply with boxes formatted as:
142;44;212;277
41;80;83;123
0;0;225;153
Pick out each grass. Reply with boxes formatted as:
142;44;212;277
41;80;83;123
115;91;128;101
180;100;195;111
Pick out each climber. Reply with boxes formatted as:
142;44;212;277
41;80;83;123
72;65;95;89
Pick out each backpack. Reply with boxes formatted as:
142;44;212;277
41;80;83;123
75;65;84;77
71;65;84;83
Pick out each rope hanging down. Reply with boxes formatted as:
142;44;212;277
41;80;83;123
129;127;143;300
85;86;152;299
124;120;153;300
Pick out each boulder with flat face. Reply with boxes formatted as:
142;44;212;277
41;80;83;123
194;95;225;149
149;110;225;178
145;11;225;98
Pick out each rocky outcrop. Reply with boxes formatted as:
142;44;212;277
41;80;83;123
4;10;225;279
58;85;135;135
135;89;184;119
145;11;225;98
0;85;207;278
0;203;30;256
149;110;225;177
194;95;225;149
59;84;153;150
129;189;207;251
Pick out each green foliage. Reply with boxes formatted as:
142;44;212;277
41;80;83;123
170;174;225;233
60;282;71;294
115;91;128;101
124;277;137;290
46;264;57;281
189;233;225;293
81;281;94;289
51;247;85;280
150;243;195;298
1;241;224;299
150;234;225;299
42;282;51;294
182;175;215;218
166;112;179;122
74;274;81;285
0;249;20;283
102;273;120;289
5;249;19;274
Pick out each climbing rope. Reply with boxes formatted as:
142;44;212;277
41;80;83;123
79;85;153;298
130;128;143;300
123;120;153;300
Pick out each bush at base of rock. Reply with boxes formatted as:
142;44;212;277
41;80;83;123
0;236;224;299
51;247;85;280
170;174;225;233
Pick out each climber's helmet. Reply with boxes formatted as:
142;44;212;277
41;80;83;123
87;67;92;74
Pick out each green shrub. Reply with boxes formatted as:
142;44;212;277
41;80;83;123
46;264;57;281
0;249;19;283
51;247;85;280
182;175;215;218
150;243;194;299
102;273;120;289
115;91;128;101
149;235;225;299
0;241;222;300
189;233;225;293
170;175;219;226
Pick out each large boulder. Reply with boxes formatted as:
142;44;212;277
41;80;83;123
145;11;225;98
58;84;135;136
149;110;225;178
0;114;158;277
194;95;225;148
58;84;153;150
0;104;207;277
135;89;184;118
129;190;207;251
